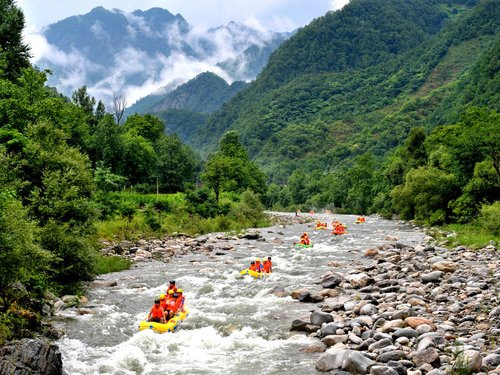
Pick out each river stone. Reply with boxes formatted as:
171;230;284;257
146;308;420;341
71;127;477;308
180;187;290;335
324;335;348;346
316;349;375;374
393;328;418;339
290;288;310;299
322;275;342;289
417;337;435;351
311;311;334;326
360;304;378;316
368;338;393;352
431;261;458;273
370;366;399;375
426;370;445;375
300;343;326;353
380;319;405;333
298;290;312;303
405;317;436;330
483;353;500;368
345;273;372;288
412;348;440;367
461;350;482;372
415;324;433;334
387;361;408;375
89;280;118;288
321;323;343;337
290;319;309;332
0;339;62;375
376;350;406;363
421;271;444;283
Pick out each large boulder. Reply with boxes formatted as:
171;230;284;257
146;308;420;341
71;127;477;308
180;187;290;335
316;348;375;374
321;274;342;289
0;339;62;375
311;311;334;326
345;273;372;288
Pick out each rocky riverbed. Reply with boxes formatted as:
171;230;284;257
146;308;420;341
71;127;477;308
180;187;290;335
290;240;500;374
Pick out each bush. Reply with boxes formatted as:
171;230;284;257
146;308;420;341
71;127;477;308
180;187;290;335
94;254;132;275
477;201;500;236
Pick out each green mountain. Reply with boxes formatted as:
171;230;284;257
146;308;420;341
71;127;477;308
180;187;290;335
126;72;249;143
190;0;498;183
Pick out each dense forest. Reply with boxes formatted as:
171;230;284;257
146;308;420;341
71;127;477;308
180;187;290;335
0;0;498;345
0;0;267;343
184;0;499;226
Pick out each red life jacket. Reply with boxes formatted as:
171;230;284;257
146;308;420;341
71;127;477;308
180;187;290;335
150;305;163;319
263;262;271;273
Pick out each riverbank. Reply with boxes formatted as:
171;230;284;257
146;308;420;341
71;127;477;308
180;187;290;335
290;238;500;374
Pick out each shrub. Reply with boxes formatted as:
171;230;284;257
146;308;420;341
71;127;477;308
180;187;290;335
477;201;500;236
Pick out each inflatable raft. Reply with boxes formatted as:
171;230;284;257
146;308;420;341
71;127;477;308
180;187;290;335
240;269;269;278
294;243;313;248
315;225;328;230
139;307;189;333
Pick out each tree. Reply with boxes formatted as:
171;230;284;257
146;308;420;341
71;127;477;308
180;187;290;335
112;91;127;125
155;134;198;193
0;0;31;81
119;130;157;179
124;114;164;142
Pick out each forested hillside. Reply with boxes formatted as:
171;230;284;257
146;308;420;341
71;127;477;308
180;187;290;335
183;0;499;225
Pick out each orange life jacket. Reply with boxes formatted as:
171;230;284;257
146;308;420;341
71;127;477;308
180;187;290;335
166;299;177;312
249;264;257;271
150;305;164;319
167;285;177;293
263;262;271;273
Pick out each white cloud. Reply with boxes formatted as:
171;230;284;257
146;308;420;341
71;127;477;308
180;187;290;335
329;0;350;11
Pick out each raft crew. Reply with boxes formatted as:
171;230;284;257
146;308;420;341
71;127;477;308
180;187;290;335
300;232;310;245
147;298;166;323
248;257;273;273
177;289;185;312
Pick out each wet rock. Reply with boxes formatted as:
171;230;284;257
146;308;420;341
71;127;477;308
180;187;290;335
380;320;405;333
269;285;286;297
300;343;326;353
311;311;334;326
345;273;372;288
368;338;393;352
365;248;379;257
0;339;62;375
360;304;379;316
290;319;310;332
324;335;348;346
239;231;261;240
89;280;118;288
322;275;343;289
298;291;313;303
290;288;310;299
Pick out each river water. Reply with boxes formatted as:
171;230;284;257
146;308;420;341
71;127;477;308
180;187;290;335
54;213;425;375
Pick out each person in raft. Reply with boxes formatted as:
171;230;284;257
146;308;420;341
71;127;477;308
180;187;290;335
148;298;166;323
263;257;272;273
254;258;263;272
166;280;177;294
164;291;178;319
249;260;257;271
300;232;310;245
177;289;186;312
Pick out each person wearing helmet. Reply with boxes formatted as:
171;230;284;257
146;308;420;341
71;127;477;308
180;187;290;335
255;258;263;273
166;289;175;302
159;294;168;310
173;292;183;313
164;292;177;319
262;260;270;273
263;257;272;273
147;298;165;323
167;280;177;294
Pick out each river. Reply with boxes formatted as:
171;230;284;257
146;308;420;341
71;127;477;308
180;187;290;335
53;213;425;375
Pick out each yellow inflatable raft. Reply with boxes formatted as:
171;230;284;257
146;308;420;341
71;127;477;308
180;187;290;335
240;269;269;278
139;307;189;333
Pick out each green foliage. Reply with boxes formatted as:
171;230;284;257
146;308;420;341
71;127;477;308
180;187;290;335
94;254;131;275
391;166;458;223
0;0;31;80
477;201;500;236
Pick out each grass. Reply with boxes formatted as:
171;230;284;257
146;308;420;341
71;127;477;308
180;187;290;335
94;253;132;275
439;223;499;249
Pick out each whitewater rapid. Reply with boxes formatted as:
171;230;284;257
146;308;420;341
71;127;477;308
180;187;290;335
54;213;425;375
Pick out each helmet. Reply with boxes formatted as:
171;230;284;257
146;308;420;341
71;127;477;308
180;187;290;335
304;232;307;235
169;280;175;284
256;258;260;262
168;290;174;294
177;289;183;293
154;298;160;304
160;294;166;299
263;260;268;263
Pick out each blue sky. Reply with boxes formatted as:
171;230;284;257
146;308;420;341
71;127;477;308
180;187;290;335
18;0;350;32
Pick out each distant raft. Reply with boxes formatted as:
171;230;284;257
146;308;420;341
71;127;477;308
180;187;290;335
294;242;313;248
139;307;189;334
240;269;269;278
